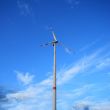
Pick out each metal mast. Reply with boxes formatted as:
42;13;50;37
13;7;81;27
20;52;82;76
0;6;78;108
52;32;58;110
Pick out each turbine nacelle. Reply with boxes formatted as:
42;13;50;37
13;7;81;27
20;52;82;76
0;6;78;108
52;40;58;44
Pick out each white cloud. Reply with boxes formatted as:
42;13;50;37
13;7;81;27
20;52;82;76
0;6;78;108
7;86;36;100
65;0;80;9
6;83;52;110
39;75;52;86
66;0;80;5
91;101;110;110
73;101;110;110
65;47;72;54
16;71;34;85
79;40;99;53
57;84;95;107
17;0;34;17
57;50;100;85
96;58;110;69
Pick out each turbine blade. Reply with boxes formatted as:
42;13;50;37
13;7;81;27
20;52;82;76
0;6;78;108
52;31;57;41
59;42;72;54
65;47;72;54
40;42;52;47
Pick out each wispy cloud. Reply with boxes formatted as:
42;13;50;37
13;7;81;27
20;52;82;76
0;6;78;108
79;40;99;53
63;84;94;99
66;0;80;5
96;58;110;69
65;0;80;8
65;48;71;54
72;100;110;110
57;49;100;85
15;71;34;86
17;0;35;18
91;101;110;110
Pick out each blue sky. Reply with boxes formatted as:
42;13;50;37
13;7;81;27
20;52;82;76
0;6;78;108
0;0;110;110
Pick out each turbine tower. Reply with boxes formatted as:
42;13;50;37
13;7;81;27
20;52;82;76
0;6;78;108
41;31;58;110
52;31;58;110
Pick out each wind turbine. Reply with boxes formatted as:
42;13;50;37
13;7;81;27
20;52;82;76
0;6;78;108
41;31;71;110
41;31;58;110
